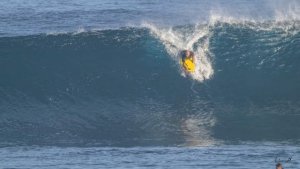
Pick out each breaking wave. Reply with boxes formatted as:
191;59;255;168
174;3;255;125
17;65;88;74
0;19;299;146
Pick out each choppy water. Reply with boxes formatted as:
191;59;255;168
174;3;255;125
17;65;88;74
0;0;300;168
0;144;299;169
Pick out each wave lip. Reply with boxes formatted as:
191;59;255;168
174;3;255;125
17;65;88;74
0;0;299;37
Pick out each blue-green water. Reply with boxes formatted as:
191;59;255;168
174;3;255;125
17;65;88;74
0;0;299;168
0;144;299;169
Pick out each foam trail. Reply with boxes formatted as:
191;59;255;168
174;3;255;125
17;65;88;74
144;23;214;82
181;114;217;146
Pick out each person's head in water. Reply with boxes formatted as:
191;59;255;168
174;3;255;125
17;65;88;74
184;50;194;59
276;163;283;169
185;50;191;57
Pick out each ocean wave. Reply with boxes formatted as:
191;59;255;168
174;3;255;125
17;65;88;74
0;21;299;146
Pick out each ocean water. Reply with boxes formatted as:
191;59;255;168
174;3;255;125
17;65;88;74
0;144;299;169
0;0;300;168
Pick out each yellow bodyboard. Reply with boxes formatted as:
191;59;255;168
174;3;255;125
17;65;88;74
181;59;195;73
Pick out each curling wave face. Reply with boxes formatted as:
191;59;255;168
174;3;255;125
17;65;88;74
0;19;299;146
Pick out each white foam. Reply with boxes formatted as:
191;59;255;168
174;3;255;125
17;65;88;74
143;22;214;82
181;114;217;146
74;27;86;34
